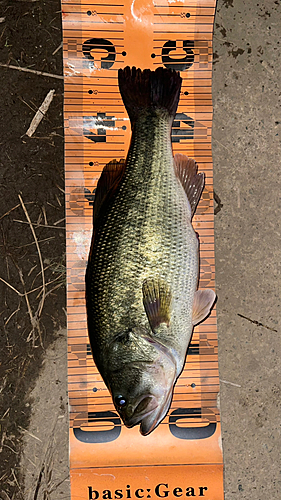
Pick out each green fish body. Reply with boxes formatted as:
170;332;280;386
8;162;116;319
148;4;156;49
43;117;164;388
86;67;215;435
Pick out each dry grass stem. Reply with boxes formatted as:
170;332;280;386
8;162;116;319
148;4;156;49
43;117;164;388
0;203;21;220
52;41;63;55
42;206;48;226
18;268;41;345
5;304;21;326
1;408;10;419
44;282;64;298
0;275;53;298
0;429;7;453
3;444;19;454
55;183;65;194
53;217;65;225
11;468;24;498
28;265;37;276
18;426;42;442
55;194;62;206
36;212;42;225
0;201;34;221
0;490;11;500
0;492;11;500
35;273;65;299
0;63;63;79
18;195;46;317
18;95;37;113
14;220;65;229
0;277;23;296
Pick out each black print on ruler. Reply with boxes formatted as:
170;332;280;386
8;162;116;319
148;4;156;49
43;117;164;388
82;38;116;69
162;40;194;71
172;113;194;142
73;408;216;443
81;38;194;72
169;408;216;440
83;113;116;143
84;188;96;206
73;411;121;443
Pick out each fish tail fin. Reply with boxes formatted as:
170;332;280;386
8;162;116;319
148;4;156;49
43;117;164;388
118;66;182;123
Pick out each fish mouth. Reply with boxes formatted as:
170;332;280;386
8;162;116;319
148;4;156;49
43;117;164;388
120;375;176;436
121;395;159;428
122;337;177;435
139;384;174;436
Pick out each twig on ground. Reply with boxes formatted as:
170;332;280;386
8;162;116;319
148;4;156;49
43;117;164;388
237;313;278;332
26;89;55;137
0;63;63;80
220;379;241;388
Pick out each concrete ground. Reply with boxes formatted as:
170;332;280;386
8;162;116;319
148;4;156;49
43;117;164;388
14;0;281;498
213;0;281;498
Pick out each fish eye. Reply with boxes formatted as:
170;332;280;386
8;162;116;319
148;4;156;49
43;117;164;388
115;395;126;408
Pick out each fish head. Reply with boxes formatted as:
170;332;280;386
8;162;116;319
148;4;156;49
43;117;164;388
104;327;177;435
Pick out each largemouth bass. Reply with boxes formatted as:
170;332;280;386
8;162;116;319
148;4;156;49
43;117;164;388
86;67;216;436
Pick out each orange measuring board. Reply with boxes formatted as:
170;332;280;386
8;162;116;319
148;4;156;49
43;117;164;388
61;1;223;499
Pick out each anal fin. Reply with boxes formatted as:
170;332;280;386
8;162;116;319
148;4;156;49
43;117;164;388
142;278;172;331
174;154;205;217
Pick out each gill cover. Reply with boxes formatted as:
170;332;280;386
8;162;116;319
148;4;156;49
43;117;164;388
104;328;177;435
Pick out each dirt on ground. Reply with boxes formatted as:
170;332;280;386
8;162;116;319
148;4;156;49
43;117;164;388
0;0;65;496
1;0;281;499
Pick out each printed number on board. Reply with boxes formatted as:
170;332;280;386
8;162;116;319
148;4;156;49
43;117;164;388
73;408;217;443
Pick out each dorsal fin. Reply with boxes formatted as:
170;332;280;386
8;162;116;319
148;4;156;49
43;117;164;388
93;159;126;224
173;154;205;218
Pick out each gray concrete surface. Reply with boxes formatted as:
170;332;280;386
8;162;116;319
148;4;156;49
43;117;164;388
213;0;281;498
20;0;281;499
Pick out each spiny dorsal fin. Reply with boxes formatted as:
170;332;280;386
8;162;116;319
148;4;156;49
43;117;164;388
93;159;126;224
174;154;205;218
192;289;216;326
142;278;172;331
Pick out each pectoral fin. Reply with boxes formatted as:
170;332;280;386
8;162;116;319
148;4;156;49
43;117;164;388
142;278;172;331
192;289;216;326
173;154;205;218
